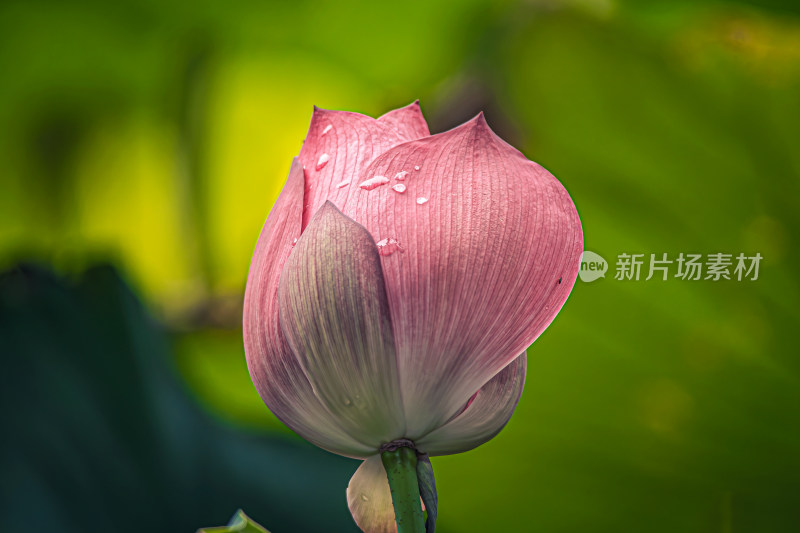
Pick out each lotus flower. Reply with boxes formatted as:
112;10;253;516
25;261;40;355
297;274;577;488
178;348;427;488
243;102;582;532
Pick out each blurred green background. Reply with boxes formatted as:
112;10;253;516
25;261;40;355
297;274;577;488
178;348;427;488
1;0;799;531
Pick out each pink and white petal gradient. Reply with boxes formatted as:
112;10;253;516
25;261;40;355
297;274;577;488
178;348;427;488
278;203;405;448
338;114;582;437
242;159;374;458
415;354;526;456
244;101;582;459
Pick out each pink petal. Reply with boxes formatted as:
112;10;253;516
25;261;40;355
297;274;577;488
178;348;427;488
298;105;430;230
339;114;583;438
243;159;373;458
377;100;431;142
415;354;526;456
347;456;396;533
278;202;406;448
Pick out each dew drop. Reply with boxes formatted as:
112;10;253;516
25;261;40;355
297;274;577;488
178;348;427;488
336;180;349;189
291;238;298;246
376;237;405;256
414;165;420;171
359;175;390;190
361;494;369;502
392;184;407;194
395;170;408;181
316;153;330;170
321;124;333;136
343;397;352;406
416;197;428;205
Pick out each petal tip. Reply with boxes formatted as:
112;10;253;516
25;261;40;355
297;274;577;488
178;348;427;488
470;111;490;130
311;105;335;120
310;200;367;238
444;111;500;145
307;200;345;226
320;199;340;213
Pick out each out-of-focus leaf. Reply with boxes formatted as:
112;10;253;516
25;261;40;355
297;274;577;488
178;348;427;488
172;329;289;432
198;509;270;533
429;6;800;533
0;264;360;532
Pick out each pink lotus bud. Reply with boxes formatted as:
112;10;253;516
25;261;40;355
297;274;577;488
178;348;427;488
243;102;582;531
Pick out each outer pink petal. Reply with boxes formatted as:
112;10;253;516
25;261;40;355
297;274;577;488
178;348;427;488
339;114;583;438
278;202;406;448
347;455;397;533
298;104;430;229
243;159;373;458
377;100;431;141
415;354;526;456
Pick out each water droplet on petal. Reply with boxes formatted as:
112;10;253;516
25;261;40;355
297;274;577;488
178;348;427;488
414;165;420;171
336;180;349;189
392;184;407;194
376;237;405;256
316;153;330;170
321;124;333;136
343;397;352;406
416;197;428;205
361;494;369;502
359;176;390;190
291;238;298;246
395;170;408;181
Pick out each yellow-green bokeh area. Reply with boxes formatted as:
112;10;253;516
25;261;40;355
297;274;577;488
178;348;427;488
1;0;799;532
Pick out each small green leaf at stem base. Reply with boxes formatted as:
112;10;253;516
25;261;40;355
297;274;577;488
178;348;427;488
197;509;271;533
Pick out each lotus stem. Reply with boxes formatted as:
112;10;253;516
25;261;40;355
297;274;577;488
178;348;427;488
381;446;425;533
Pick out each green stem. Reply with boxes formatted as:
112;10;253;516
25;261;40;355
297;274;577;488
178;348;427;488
381;446;425;533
